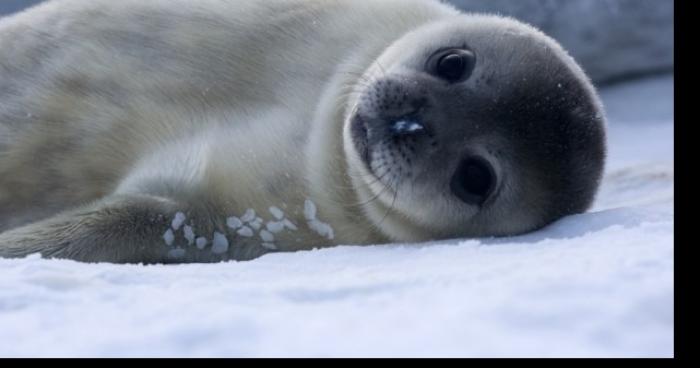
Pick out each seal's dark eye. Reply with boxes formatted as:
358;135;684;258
429;49;476;83
450;157;495;206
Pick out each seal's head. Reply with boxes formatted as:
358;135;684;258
343;15;606;242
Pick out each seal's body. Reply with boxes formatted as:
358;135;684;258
0;0;606;263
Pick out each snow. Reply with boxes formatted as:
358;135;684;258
240;209;256;223
236;226;254;238
170;212;186;231
303;199;317;221
0;75;673;357
183;225;195;246
266;221;286;234
248;217;264;231
162;229;175;247
226;216;243;230
261;243;278;251
195;237;207;251
282;219;299;231
304;199;335;240
269;207;285;220
260;230;275;243
211;232;229;255
307;219;335;240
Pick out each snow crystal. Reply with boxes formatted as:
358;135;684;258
269;206;285;220
226;216;243;230
195;237;208;250
162;229;175;246
171;212;186;231
211;232;229;254
237;226;254;238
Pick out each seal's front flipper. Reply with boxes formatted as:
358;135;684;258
0;194;244;264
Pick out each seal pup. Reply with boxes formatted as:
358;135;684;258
0;0;606;263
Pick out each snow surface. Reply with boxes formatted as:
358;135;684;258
0;75;674;357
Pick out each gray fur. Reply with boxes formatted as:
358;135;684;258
0;0;605;263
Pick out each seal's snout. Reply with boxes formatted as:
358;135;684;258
384;96;430;137
350;76;436;173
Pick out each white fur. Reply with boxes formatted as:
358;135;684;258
0;0;601;262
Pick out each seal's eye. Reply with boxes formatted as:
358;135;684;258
450;157;495;206
429;49;476;83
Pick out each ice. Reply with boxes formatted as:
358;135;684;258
303;199;334;239
211;232;229;255
303;200;317;221
171;212;186;231
282;219;298;231
183;225;195;246
162;229;175;246
226;217;243;230
241;209;256;223
308;220;334;240
269;207;285;220
259;230;275;243
237;226;254;238
195;237;208;250
261;243;278;250
249;218;263;231
266;221;286;233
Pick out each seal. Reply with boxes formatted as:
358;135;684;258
0;0;606;263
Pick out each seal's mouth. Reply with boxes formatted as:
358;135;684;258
350;114;371;169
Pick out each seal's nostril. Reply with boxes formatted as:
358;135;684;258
390;119;425;136
387;98;428;137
